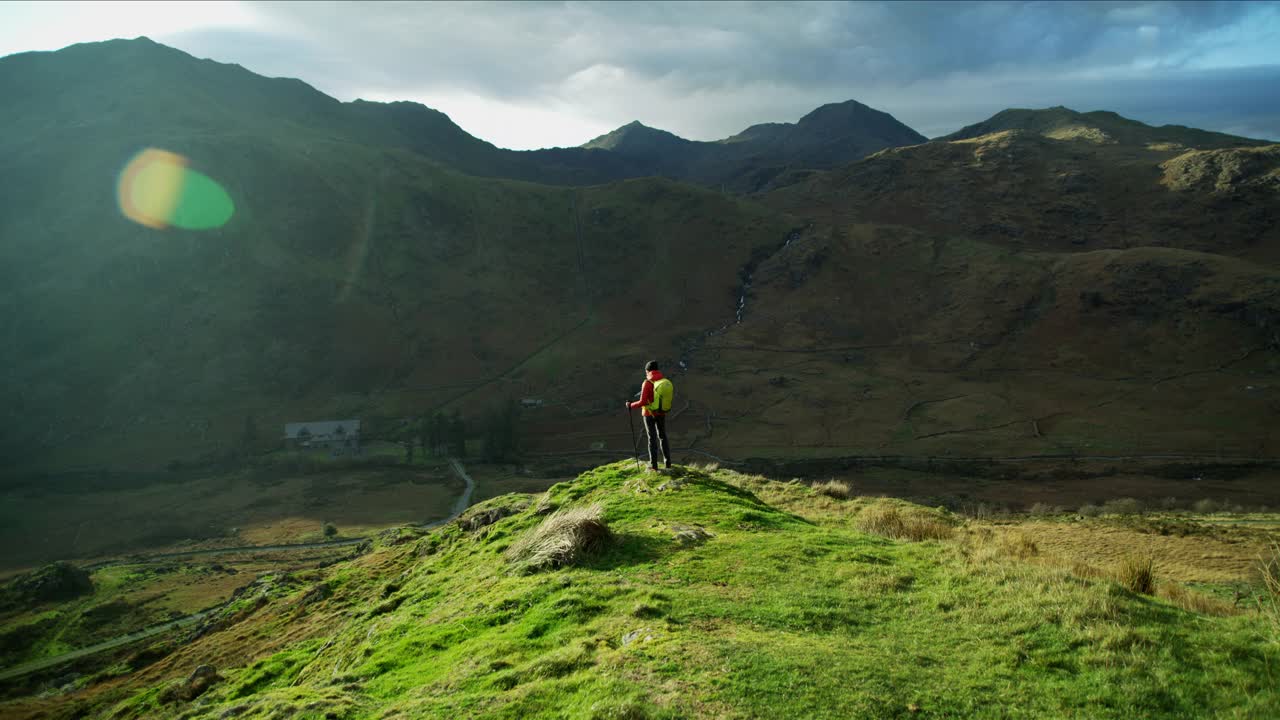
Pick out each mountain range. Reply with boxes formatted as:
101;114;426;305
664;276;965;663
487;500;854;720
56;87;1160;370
1;37;1278;476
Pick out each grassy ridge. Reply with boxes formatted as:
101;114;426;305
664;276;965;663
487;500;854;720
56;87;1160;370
18;462;1271;719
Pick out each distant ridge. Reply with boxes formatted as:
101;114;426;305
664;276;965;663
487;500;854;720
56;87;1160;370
12;36;937;192
939;106;1264;148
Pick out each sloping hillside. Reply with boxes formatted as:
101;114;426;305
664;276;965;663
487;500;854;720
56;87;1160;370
0;133;793;471
680;226;1280;459
0;39;798;472
4;38;1279;473
766;129;1280;262
2;463;1274;718
686;124;1280;460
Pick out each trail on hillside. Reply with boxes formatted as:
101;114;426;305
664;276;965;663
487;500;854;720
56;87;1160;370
0;607;219;683
0;460;479;683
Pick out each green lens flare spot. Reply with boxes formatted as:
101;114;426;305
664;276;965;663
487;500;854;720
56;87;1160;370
170;168;235;230
117;148;234;230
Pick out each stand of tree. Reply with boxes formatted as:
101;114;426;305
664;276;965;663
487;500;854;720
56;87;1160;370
420;410;467;458
481;400;520;463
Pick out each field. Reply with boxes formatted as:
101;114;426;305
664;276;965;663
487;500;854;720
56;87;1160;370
0;459;466;573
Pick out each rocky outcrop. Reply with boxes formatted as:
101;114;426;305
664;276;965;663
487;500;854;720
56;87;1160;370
1161;145;1280;194
5;562;93;604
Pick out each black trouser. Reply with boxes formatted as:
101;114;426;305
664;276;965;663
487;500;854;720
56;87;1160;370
643;414;671;468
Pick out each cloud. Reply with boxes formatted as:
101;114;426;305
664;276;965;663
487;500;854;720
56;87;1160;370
147;1;1280;147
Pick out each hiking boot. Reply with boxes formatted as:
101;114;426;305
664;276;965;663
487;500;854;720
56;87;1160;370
647;466;660;474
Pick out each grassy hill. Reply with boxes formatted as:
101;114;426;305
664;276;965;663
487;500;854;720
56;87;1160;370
3;462;1275;718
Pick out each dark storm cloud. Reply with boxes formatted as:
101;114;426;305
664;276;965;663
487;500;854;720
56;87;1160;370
162;1;1280;147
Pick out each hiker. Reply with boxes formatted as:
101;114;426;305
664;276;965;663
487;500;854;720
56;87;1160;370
627;361;674;471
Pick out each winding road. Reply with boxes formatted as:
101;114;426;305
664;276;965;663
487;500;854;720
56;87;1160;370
0;459;477;683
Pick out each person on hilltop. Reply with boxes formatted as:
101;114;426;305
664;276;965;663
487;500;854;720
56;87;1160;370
627;360;674;472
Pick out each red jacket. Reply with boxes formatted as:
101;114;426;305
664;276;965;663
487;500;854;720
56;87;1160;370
628;370;666;417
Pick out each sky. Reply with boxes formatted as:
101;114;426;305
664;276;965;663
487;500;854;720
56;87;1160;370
2;1;1279;149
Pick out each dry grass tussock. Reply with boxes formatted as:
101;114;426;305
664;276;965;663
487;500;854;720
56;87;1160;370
1156;582;1237;617
857;505;953;542
1115;555;1156;595
505;504;611;573
966;528;1239;616
956;527;1038;565
811;479;852;499
957;524;1245;618
1261;543;1280;636
1070;560;1106;581
999;531;1039;560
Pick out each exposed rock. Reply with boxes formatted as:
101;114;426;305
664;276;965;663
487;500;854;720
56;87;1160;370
162;664;222;702
377;527;419;546
670;524;714;546
621;628;655;647
189;664;219;683
1161;145;1280;194
656;477;688;492
460;506;516;532
298;582;332;607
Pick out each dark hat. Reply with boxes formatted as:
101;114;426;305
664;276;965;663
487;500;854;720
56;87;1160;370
645;360;659;372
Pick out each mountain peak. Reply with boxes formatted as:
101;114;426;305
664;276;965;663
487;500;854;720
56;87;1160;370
797;98;876;123
580;121;690;152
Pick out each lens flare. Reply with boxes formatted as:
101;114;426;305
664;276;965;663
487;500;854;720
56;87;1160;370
117;148;234;230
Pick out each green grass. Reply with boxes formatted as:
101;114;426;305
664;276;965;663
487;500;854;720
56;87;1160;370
78;462;1279;719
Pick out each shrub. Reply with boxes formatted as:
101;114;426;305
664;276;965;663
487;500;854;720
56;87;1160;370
1101;498;1144;515
322;523;338;538
1115;555;1156;595
857;506;953;542
811;479;852;499
506;504;612;573
1078;504;1102;518
1028;502;1062;517
1158;497;1182;511
1192;498;1220;514
959;502;1005;521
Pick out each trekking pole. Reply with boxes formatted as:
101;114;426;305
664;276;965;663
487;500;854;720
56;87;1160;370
626;405;642;471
